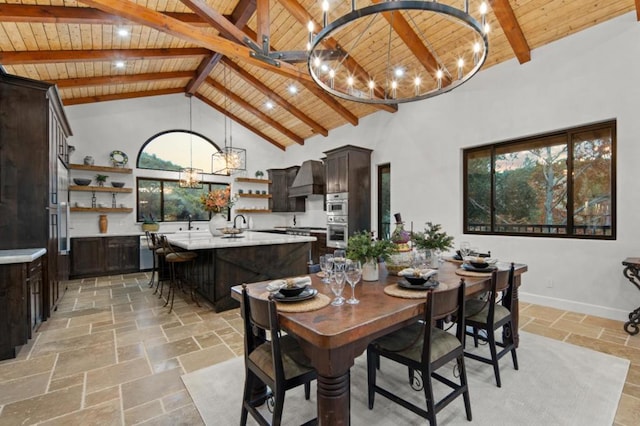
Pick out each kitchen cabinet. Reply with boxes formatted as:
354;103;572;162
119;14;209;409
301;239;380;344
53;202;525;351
325;150;349;193
70;236;140;278
69;164;134;212
310;231;329;264
268;167;305;213
0;70;72;321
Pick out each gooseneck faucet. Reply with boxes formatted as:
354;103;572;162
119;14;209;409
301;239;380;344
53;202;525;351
233;214;247;229
188;214;193;230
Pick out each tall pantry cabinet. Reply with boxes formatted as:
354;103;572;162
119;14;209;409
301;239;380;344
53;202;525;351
0;70;73;322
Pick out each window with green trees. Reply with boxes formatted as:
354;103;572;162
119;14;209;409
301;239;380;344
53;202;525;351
463;120;615;239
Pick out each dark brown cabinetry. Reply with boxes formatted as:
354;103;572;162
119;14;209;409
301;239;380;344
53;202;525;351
268;167;305;213
310;231;329;264
71;236;140;278
0;71;72;319
0;256;44;361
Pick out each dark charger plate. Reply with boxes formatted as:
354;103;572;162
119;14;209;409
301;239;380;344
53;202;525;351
273;288;318;302
398;279;439;290
462;264;498;272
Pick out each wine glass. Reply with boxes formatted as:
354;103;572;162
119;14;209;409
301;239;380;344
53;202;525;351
330;268;346;306
333;249;346;270
345;260;362;305
459;241;471;258
320;254;334;284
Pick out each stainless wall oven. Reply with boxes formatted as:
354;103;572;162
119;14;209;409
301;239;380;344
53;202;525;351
327;216;348;248
326;192;348;216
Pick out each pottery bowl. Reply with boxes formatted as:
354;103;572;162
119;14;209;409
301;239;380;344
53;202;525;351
111;181;125;188
73;178;91;186
404;276;427;286
279;283;308;297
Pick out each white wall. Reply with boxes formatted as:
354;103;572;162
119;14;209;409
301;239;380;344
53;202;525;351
66;12;640;321
283;12;640;321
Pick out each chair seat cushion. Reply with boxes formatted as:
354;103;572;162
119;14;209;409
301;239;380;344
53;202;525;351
249;335;314;381
466;299;511;324
165;251;197;262
372;323;462;363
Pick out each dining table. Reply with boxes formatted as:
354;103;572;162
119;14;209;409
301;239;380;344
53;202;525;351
231;259;528;425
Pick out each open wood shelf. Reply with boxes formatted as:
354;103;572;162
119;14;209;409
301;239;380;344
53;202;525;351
69;185;132;193
238;193;271;199
235;209;272;213
71;207;133;213
69;164;132;174
235;177;271;184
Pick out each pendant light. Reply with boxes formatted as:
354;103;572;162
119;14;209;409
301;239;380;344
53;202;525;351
179;95;203;188
212;65;246;176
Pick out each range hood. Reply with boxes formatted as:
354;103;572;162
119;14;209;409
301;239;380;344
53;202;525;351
289;160;325;197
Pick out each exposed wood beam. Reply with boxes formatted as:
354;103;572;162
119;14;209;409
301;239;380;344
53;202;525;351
195;93;285;151
184;0;256;95
179;0;251;45
222;58;328;137
490;0;531;64
0;4;205;25
51;71;194;88
80;0;359;125
372;0;450;86
62;88;184;106
278;0;397;114
0;48;209;65
256;0;270;52
636;0;640;21
206;76;304;145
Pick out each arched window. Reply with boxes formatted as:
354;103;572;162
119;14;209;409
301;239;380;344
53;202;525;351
136;130;221;172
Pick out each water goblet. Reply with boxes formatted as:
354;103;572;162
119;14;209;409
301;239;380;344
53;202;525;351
459;241;471;258
333;249;346;270
320;254;334;284
330;269;346;306
345;260;362;305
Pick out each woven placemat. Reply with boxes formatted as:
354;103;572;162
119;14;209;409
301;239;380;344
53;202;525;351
384;283;446;299
260;291;332;313
455;268;493;277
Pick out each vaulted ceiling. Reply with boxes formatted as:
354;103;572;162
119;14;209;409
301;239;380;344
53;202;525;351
1;1;638;150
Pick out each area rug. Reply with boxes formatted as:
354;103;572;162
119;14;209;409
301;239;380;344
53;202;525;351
182;331;629;425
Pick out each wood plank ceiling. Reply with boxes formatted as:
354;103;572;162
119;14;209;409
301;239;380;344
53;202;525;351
1;0;638;150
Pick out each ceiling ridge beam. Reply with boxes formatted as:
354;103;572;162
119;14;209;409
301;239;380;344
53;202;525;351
80;0;359;125
62;88;184;105
206;76;304;145
0;48;209;64
195;93;285;151
51;71;195;88
490;0;531;64
278;0;397;114
222;58;328;137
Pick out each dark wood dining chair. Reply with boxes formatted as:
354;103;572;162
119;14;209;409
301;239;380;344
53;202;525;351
367;280;471;425
464;263;518;387
240;284;317;426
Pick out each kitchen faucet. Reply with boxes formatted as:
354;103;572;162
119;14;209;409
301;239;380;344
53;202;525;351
293;214;297;227
233;214;247;229
188;214;193;230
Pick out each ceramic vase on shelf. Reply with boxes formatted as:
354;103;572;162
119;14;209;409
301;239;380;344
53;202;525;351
362;259;379;281
99;214;108;234
208;213;227;237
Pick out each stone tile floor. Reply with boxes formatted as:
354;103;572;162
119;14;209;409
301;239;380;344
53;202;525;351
0;272;638;425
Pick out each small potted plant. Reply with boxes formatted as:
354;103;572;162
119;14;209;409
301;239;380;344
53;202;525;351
141;214;159;232
254;170;264;179
95;174;108;187
411;222;454;268
346;231;396;281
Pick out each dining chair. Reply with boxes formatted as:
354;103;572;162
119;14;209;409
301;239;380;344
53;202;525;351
464;263;518;387
240;284;317;426
157;235;198;313
366;280;471;425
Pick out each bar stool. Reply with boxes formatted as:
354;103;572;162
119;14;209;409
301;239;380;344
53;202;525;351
153;235;171;298
158;235;199;313
144;231;160;288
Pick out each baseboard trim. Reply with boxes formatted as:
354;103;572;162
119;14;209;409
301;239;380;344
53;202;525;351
519;292;630;322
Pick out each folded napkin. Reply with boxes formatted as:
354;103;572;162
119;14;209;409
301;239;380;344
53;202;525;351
398;268;438;280
266;276;312;292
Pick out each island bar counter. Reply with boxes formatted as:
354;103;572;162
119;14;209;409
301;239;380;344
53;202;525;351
167;231;315;312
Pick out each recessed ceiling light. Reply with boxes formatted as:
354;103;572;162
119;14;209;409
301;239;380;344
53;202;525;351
394;68;404;78
117;28;129;37
288;85;298;95
115;61;125;68
265;101;274;109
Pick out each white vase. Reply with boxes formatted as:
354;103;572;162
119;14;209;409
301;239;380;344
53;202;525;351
208;213;227;237
362;259;379;281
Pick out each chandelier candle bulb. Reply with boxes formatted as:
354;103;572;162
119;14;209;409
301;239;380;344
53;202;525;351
322;0;329;27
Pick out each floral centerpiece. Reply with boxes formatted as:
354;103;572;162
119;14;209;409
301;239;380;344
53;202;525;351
346;231;396;281
411;222;454;268
200;187;236;236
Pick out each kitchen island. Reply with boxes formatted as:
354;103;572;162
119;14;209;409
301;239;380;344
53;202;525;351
167;231;315;312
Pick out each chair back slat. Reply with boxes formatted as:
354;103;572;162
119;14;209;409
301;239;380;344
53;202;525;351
422;280;466;362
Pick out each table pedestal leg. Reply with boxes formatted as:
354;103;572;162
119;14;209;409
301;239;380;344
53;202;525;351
317;372;350;425
624;306;640;335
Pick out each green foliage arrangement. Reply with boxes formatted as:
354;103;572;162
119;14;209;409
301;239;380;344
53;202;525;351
411;222;454;251
346;231;396;263
142;214;157;225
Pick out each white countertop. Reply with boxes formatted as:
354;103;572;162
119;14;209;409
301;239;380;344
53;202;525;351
167;230;316;250
0;248;47;265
